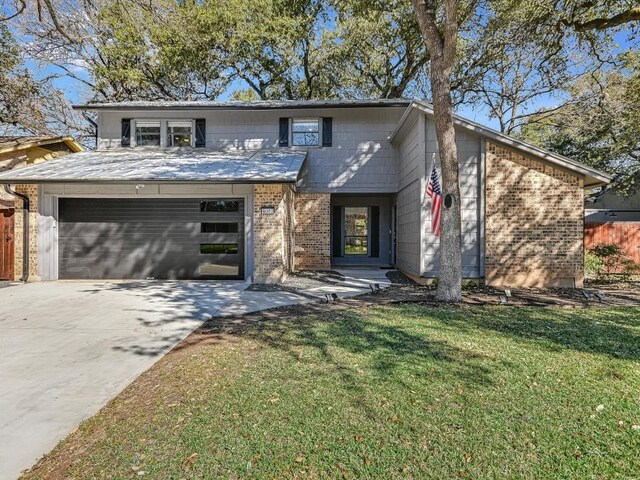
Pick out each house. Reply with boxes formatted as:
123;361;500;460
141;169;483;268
0;136;82;281
0;99;611;287
585;189;640;264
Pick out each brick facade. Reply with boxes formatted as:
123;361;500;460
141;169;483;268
13;184;39;281
294;193;331;270
253;184;295;283
485;142;584;288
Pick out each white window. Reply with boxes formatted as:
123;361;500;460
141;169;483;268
167;121;193;147
135;121;161;147
292;119;319;146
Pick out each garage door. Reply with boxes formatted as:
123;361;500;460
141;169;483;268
59;198;245;280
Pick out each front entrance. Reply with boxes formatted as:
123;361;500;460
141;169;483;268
331;194;392;266
0;209;14;280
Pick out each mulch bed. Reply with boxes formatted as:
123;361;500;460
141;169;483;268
197;281;640;337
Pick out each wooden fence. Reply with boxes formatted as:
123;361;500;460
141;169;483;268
584;222;640;263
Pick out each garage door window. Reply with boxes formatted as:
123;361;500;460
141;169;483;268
201;222;240;233
200;243;239;254
200;200;240;212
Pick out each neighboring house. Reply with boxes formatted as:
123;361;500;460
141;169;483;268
0;99;611;287
585;190;640;264
0;136;82;281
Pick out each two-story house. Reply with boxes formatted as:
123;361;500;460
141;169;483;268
0;99;611;287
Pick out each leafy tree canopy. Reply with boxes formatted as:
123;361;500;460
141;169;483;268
519;52;640;195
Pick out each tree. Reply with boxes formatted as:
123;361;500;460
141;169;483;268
519;53;640;195
411;0;463;302
332;0;430;99
0;22;87;138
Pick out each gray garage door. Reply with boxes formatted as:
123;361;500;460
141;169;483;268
59;198;245;280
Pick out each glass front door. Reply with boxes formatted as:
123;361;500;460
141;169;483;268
344;207;369;255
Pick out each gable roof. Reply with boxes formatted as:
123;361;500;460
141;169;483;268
0;136;83;154
389;100;612;188
73;99;411;111
0;149;306;184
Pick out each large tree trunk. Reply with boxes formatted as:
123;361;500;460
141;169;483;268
412;0;463;302
431;56;462;301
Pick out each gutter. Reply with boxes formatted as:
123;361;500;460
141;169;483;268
3;185;29;282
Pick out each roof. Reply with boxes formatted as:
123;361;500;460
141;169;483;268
389;100;612;188
0;136;83;154
72;99;412;111
0;150;307;184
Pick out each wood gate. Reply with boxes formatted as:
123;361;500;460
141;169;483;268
0;209;14;280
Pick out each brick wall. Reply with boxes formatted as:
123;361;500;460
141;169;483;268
13;184;39;281
294;193;331;270
253;184;295;283
485;142;584;288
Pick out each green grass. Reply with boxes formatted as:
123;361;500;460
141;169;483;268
26;305;640;479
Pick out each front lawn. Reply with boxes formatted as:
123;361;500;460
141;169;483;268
25;304;640;479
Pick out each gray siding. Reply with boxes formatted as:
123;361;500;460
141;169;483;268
422;120;482;278
393;114;424;276
97;107;405;194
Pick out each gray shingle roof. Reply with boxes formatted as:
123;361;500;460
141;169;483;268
0;150;306;184
73;99;412;110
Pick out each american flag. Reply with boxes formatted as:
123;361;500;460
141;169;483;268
426;163;443;236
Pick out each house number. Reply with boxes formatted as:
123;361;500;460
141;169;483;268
261;205;276;215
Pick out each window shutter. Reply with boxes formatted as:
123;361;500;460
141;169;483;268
370;206;380;258
195;118;206;148
322;117;333;147
332;206;342;257
121;118;131;147
279;118;289;147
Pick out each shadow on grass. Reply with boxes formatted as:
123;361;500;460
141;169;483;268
187;305;502;398
423;305;640;360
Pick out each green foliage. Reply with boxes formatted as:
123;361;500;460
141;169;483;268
587;242;639;280
519;52;640;195
585;251;606;278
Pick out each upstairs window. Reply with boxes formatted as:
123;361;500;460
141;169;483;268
167;121;193;147
135;121;161;147
292;119;319;146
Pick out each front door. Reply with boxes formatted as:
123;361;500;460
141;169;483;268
0;209;14;280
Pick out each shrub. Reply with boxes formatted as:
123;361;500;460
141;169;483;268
586;242;640;280
585;251;605;278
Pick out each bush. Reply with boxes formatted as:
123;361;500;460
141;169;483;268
585;251;605;278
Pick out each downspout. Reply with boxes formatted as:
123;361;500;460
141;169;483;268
3;184;29;282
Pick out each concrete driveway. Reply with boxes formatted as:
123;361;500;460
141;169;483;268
0;271;389;478
0;280;249;479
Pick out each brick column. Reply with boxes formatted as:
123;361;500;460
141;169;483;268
253;184;295;283
13;184;39;281
294;193;331;270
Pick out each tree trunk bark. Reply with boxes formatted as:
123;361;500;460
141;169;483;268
430;55;463;302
